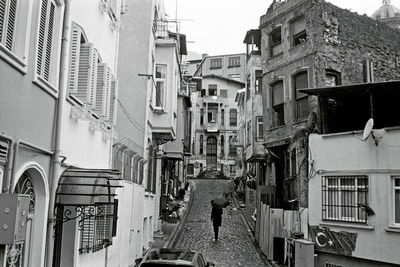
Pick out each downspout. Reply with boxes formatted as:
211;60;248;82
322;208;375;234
46;0;71;266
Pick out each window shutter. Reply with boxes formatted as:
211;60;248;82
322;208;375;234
0;0;5;41
4;0;17;51
75;43;98;106
43;2;55;81
68;25;82;94
94;63;112;119
36;0;48;76
105;77;118;126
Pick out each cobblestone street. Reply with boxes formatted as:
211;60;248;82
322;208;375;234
172;179;268;267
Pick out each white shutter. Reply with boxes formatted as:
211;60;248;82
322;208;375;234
94;63;106;117
5;0;17;51
103;67;112;120
36;0;48;75
43;2;55;81
0;0;5;41
68;25;82;94
75;43;98;106
105;76;118;126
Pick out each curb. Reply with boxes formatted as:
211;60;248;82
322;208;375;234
163;185;195;249
233;197;276;267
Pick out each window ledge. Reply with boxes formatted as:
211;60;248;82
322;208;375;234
385;226;400;233
33;75;58;99
268;125;286;131
210;66;222;69
292;118;307;125
289;41;308;51
269;52;283;60
319;221;375;230
0;45;28;75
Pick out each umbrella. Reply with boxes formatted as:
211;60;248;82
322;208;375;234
211;197;230;208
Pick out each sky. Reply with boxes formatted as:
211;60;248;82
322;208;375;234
164;0;399;58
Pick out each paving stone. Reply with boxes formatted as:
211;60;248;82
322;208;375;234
173;179;268;267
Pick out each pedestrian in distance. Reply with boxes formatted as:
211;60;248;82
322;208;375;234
210;201;223;241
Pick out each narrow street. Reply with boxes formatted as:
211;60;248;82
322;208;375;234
172;179;268;267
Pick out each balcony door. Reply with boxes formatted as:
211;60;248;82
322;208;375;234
206;136;217;169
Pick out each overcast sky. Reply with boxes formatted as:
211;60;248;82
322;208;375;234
164;0;399;58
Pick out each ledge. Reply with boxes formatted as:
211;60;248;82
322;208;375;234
319;222;375;230
385;226;400;233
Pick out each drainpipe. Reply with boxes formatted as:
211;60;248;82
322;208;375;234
45;0;71;266
0;134;13;193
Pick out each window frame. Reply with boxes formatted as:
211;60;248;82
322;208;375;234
0;0;33;73
291;15;307;47
270;80;285;127
391;175;400;227
322;175;369;224
246;121;251;146
220;109;224;126
269;26;282;57
229;108;237;126
33;0;64;96
154;63;167;110
210;57;222;69
255;70;262;94
292;71;309;121
228;56;240;68
199;135;203;155
256;116;263;141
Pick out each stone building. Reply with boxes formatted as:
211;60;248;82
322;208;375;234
371;0;400;29
257;0;400;265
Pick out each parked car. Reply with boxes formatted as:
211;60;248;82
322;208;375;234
136;248;215;267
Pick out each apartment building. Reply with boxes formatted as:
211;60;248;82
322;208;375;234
189;54;245;177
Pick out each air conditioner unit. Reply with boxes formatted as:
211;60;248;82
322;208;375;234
0;194;30;244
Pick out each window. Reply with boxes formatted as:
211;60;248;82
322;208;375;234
229;108;237;126
187;164;194;175
220;135;224;156
270;27;282;57
208;84;217;96
292;16;307;46
322;175;368;223
229;74;241;81
220;90;227;98
210;58;222;69
199;135;203;155
230;165;236;176
147;145;154;192
246;121;251;146
0;0;31;70
393;176;400;226
255;70;262;94
200;89;206;97
155;64;167;108
36;0;62;87
271;81;284;127
228;56;240;67
293;71;309;121
246;77;251;101
229;136;236;156
79;202;117;253
200;108;204;125
221;109;225;125
325;69;341;87
256;116;263;141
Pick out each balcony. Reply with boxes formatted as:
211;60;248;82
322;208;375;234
206;121;219;133
203;95;222;104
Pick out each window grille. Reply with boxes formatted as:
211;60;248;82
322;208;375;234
322;175;368;224
79;202;116;253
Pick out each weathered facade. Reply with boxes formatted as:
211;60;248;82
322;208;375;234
258;0;400;265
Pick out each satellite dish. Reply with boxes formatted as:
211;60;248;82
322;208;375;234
306;112;318;132
362;118;374;141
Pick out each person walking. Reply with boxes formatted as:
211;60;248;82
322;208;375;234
210;202;223;241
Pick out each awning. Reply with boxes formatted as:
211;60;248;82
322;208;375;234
299;80;400;99
56;167;122;206
162;152;183;161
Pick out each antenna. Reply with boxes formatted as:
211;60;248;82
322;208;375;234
361;118;374;142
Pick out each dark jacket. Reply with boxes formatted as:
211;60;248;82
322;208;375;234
211;207;223;226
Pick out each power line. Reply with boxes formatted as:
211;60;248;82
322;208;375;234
117;99;145;133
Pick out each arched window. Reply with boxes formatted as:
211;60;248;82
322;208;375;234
325;69;341;87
